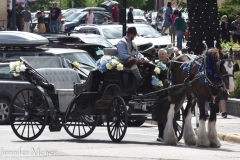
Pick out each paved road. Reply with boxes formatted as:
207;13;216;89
0;115;240;160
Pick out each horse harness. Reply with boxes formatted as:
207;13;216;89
174;51;234;104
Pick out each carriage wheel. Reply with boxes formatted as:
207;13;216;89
9;88;48;141
173;107;185;141
107;96;128;142
64;98;98;139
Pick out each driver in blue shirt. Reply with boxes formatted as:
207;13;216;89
117;27;145;82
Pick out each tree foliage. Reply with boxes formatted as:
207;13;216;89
218;0;240;24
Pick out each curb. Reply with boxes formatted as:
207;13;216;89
145;120;240;144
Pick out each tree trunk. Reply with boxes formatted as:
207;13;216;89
187;0;221;55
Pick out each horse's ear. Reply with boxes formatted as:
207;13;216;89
230;48;234;59
219;49;224;58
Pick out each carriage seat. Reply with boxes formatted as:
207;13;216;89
103;48;131;72
36;68;81;90
36;68;81;112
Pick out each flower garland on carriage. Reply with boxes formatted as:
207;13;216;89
95;55;168;89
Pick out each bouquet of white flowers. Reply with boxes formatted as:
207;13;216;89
96;56;124;73
9;61;27;77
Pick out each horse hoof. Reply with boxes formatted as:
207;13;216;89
163;135;178;146
184;135;197;145
197;139;210;148
210;139;221;148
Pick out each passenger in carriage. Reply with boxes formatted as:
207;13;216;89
153;49;171;142
117;27;146;82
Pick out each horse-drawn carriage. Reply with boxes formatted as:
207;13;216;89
9;48;184;142
9;41;234;148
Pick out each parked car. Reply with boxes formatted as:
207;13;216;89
64;11;112;32
73;25;156;59
41;33;115;60
0;31;96;124
127;24;174;56
126;9;147;24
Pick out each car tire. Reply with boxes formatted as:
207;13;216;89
0;99;10;125
128;119;145;127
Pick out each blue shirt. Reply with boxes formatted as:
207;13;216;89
117;36;143;62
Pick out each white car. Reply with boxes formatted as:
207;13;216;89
73;25;156;58
126;9;147;24
127;24;173;55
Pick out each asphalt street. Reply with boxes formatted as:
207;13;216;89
0;114;240;160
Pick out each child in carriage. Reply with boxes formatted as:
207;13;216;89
117;27;147;82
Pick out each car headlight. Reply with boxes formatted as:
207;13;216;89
167;44;173;48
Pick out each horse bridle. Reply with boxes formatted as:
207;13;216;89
201;41;234;103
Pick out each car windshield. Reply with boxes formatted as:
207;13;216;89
61;52;96;67
136;26;161;38
132;10;143;16
66;13;85;22
102;27;122;39
80;36;113;48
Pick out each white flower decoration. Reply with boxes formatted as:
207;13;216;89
100;55;111;65
13;73;20;77
106;63;113;70
158;81;163;87
116;64;123;71
154;67;161;74
15;66;20;72
20;65;26;71
111;59;119;66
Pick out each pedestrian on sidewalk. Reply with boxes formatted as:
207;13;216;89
174;11;186;50
7;4;12;29
49;2;61;34
86;9;97;25
127;7;134;23
221;15;230;42
15;4;22;31
36;7;46;33
111;3;119;24
170;9;178;46
230;15;240;44
161;2;172;35
102;17;108;25
21;6;31;32
220;91;228;118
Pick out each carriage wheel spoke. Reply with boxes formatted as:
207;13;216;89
72;121;77;134
16;121;24;131
21;122;27;136
81;116;91;129
82;121;87;134
27;122;30;138
78;122;81;137
14;104;25;112
33;121;41;130
110;123;116;133
32;116;43;124
16;98;26;111
21;92;28;109
31;121;35;136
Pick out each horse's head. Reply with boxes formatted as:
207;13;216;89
218;48;234;92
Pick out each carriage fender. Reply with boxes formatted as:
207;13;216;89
36;86;56;120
